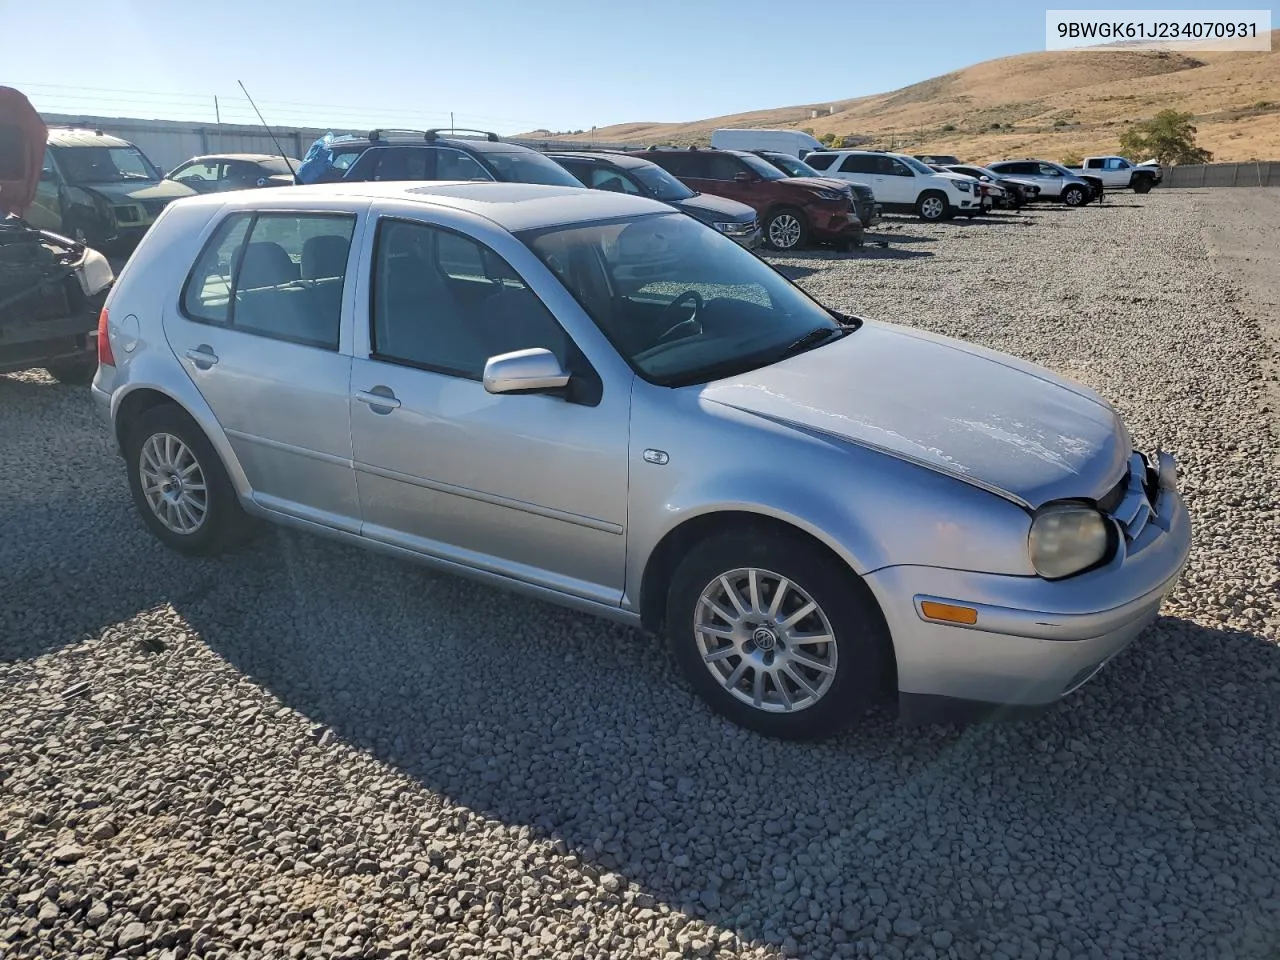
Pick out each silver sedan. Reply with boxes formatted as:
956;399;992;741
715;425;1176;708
93;182;1191;739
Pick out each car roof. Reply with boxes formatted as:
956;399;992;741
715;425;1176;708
547;151;649;169
47;128;134;148
349;135;534;154
180;181;672;232
183;153;297;164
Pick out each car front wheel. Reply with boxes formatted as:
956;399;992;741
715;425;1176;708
124;404;250;555
1062;185;1087;206
764;208;808;250
665;528;893;740
917;191;948;221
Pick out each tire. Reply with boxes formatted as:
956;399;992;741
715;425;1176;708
124;403;251;556
1061;185;1086;207
916;191;948;221
764;208;808;251
44;358;96;385
665;527;893;740
1133;177;1153;194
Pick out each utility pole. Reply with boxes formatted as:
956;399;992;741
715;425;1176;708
214;96;221;125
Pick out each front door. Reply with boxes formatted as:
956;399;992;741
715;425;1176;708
348;213;630;604
163;208;363;531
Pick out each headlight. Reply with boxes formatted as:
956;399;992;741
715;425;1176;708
76;247;115;296
953;180;972;193
714;221;754;236
810;189;843;201
1028;503;1111;579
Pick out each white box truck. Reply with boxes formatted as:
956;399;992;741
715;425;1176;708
710;128;824;159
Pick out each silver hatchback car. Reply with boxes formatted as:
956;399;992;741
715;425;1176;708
93;182;1191;739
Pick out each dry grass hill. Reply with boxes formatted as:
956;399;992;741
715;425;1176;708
522;33;1280;163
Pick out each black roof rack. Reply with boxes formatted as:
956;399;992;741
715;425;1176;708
425;128;501;142
367;128;428;141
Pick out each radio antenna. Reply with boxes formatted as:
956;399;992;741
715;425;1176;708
237;80;297;178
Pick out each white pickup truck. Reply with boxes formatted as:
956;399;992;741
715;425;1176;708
1066;156;1162;194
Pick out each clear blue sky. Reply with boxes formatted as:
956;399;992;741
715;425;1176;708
3;0;1275;134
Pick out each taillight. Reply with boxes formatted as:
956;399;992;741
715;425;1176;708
97;306;115;366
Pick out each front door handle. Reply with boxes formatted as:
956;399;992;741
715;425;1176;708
184;345;219;369
354;388;401;413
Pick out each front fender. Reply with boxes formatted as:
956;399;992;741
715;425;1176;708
623;385;1037;614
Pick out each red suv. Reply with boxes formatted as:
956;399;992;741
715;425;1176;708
627;147;863;251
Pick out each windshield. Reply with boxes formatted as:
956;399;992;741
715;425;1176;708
523;213;845;387
765;153;818;177
482;150;583;187
630;163;695;201
899;155;937;176
54;145;158;183
738;154;786;180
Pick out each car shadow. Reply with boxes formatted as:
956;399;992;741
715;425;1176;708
162;533;1280;955
861;232;938;245
10;482;1275;957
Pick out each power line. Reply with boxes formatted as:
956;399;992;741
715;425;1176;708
5;80;545;126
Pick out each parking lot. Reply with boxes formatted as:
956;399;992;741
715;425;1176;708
3;190;1279;960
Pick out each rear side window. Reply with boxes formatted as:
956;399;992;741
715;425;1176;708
839;155;875;174
648;153;696;178
181;212;356;350
804;153;835;170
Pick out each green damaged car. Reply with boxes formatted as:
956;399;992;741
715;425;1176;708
25;128;196;251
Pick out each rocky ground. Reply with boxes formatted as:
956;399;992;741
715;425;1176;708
2;190;1279;960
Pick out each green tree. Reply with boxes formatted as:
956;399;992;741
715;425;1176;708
819;132;839;146
1119;110;1213;165
1060;150;1084;168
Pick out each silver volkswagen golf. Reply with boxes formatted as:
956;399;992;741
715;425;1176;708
92;182;1191;739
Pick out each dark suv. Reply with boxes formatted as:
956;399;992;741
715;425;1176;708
627;147;862;251
547;151;760;248
295;128;583;188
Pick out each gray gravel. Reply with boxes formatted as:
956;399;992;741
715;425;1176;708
3;191;1280;960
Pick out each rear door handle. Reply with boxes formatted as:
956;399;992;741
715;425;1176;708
184;346;219;369
354;388;401;412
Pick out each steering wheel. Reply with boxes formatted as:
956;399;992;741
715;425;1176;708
655;290;704;345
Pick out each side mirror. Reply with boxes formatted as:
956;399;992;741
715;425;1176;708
483;348;570;395
39;167;57;182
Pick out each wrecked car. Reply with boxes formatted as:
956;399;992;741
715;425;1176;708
1;86;114;383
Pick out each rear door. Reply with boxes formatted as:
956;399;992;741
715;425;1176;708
164;207;364;531
837;154;885;198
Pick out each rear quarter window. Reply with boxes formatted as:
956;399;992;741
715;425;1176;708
181;211;357;350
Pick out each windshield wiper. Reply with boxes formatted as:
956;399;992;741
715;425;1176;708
777;325;846;360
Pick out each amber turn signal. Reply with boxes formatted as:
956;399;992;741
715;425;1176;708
920;601;978;625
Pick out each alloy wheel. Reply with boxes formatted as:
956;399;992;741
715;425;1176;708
693;567;838;713
139;433;208;534
920;196;945;220
768;214;802;249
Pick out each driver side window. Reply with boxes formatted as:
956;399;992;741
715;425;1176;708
1038;163;1064;177
371;219;568;380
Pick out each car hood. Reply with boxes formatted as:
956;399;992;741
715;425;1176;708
80;180;198;203
676;192;757;223
700;320;1130;508
0;86;47;217
784;176;851;195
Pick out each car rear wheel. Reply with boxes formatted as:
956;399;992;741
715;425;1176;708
665;528;893;740
764;209;807;251
124;404;251;555
1062;185;1087;206
917;191;948;221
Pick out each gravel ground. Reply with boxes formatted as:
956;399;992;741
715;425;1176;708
3;191;1279;960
